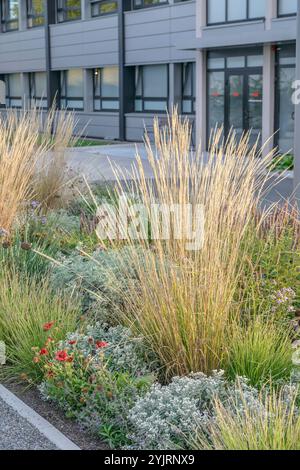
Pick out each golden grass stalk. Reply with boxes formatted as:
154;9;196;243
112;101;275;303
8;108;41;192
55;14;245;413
33;107;77;211
190;386;300;450
0;109;48;234
93;109;277;378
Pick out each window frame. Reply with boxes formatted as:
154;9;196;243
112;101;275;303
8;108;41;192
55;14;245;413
206;0;265;26
5;73;22;109
132;0;169;11
93;67;120;112
90;0;118;17
0;0;19;32
60;70;84;111
57;0;82;23
27;0;45;28
29;72;47;109
182;62;196;115
134;64;169;114
277;0;297;18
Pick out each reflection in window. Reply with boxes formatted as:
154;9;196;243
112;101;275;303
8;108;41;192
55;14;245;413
133;0;168;9
207;0;265;25
5;73;22;108
57;0;81;23
60;69;84;110
93;67;119;111
182;62;195;114
134;65;168;112
1;0;19;32
29;72;47;109
278;0;297;16
91;0;118;16
27;0;45;27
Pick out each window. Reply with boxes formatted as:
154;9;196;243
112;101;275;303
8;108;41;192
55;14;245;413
133;0;168;10
275;44;296;153
278;0;297;16
91;0;118;16
60;69;84;110
93;67;119;111
27;0;45;27
207;0;265;25
1;0;19;32
182;62;195;114
29;72;47;108
57;0;81;23
5;73;22;108
134;65;168;113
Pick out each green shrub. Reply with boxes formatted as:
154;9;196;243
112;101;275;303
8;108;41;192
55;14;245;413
39;322;155;448
223;317;293;388
0;268;79;383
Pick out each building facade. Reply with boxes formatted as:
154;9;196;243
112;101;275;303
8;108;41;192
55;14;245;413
0;0;298;154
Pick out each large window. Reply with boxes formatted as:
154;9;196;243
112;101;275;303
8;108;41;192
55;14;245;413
29;72;47;108
182;62;195;114
91;0;118;16
1;0;19;32
278;0;297;16
57;0;81;23
133;0;168;10
5;73;22;108
60;69;84;110
275;44;296;153
134;64;168;113
93;67;119;111
207;0;265;25
27;0;45;27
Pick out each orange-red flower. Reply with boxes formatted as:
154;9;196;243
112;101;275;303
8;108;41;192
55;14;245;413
39;348;49;356
33;356;40;364
55;350;68;362
95;340;109;349
68;340;77;345
43;321;54;332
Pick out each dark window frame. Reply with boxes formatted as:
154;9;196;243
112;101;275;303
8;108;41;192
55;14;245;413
182;62;196;115
206;0;265;26
93;67;119;112
57;0;81;23
29;72;47;109
277;0;297;18
132;0;169;11
90;0;118;17
60;70;84;111
27;0;45;28
0;0;19;32
5;73;22;108
134;64;169;113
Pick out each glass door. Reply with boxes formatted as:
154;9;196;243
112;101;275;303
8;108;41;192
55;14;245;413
225;68;263;146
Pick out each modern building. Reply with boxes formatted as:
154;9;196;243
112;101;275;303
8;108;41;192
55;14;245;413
0;0;298;157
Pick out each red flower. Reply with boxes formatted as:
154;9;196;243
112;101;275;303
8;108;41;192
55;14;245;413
39;348;49;356
43;321;54;332
68;340;77;345
33;356;40;364
95;341;109;349
55;350;69;362
67;356;74;363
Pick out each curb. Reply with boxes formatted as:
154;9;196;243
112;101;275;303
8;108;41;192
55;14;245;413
0;384;80;450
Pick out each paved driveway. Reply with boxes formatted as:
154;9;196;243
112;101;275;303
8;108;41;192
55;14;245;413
66;143;297;206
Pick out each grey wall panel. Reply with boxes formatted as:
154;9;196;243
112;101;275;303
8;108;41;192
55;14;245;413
74;112;119;139
125;2;196;65
50;16;119;70
0;28;45;73
125;113;194;142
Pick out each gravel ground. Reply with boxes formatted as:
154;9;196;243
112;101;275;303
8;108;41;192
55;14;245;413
5;382;108;450
0;397;58;450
